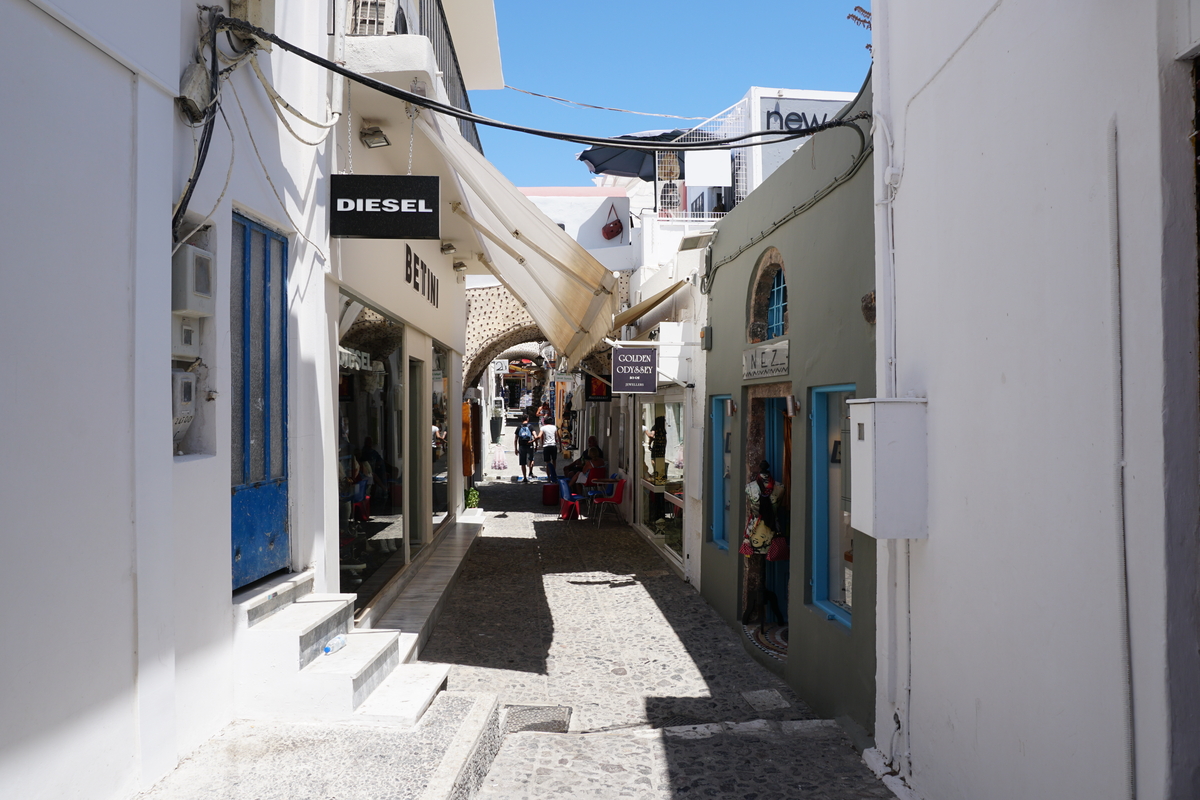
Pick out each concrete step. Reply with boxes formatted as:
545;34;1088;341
398;631;419;663
293;630;401;716
416;692;502;800
232;570;316;630
239;593;357;672
354;662;452;728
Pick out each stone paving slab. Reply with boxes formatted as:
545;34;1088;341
137;693;485;800
477;723;895;800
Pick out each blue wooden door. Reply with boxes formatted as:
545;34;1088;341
231;214;289;589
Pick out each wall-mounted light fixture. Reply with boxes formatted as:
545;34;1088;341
452;261;467;273
440;242;457;255
785;395;801;417
724;398;737;417
359;126;390;148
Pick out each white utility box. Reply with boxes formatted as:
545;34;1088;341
171;314;201;360
847;398;927;539
172;369;197;445
172;244;215;317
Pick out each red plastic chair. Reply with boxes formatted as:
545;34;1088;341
592;479;626;527
557;477;585;522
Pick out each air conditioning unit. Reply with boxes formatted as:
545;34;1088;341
172;370;197;445
172;244;215;317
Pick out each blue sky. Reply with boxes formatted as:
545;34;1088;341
469;1;873;187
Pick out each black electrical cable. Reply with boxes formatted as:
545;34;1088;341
173;12;221;241
215;15;868;152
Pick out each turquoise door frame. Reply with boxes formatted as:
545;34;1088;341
809;383;855;627
709;396;730;549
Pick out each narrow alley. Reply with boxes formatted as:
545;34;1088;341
420;474;895;799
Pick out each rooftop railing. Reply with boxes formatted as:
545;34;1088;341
349;0;483;154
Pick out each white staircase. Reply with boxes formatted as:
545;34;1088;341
233;570;450;724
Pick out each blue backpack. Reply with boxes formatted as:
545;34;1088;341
517;424;533;443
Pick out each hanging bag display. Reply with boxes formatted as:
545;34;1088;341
602;204;624;241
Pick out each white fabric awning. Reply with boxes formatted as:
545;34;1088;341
612;279;689;332
418;114;617;368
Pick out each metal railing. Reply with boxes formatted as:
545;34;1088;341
349;0;483;154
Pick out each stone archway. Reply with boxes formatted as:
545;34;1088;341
464;323;546;387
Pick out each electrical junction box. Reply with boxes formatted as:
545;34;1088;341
847;398;928;539
172;244;215;317
172;370;197;445
171;315;200;360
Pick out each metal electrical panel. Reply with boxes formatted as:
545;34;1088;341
848;398;928;539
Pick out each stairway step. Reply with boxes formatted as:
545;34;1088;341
233;570;316;629
398;632;419;663
354;662;451;727
297;630;401;715
418;692;502;800
240;593;356;671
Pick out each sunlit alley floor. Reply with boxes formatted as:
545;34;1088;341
419;441;894;799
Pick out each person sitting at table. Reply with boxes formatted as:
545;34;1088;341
571;446;607;486
564;436;601;481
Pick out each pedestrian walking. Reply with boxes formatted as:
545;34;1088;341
538;417;559;483
514;415;536;483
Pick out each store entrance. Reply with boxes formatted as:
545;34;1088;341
336;302;406;607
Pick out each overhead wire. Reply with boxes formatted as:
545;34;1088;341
504;85;708;120
229;75;328;262
216;15;868;153
173;104;237;256
172;8;222;239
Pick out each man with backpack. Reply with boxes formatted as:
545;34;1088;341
514;415;536;483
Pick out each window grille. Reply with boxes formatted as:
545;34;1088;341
766;269;787;339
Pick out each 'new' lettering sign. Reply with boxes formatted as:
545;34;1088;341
330;174;440;239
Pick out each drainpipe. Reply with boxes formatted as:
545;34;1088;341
869;0;913;781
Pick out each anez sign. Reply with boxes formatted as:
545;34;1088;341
330;174;440;239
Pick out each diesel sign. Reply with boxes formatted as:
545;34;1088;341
330;174;440;239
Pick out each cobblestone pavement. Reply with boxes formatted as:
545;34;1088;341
422;439;893;799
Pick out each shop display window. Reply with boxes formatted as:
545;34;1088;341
431;343;450;528
639;398;685;557
335;297;405;603
810;385;855;626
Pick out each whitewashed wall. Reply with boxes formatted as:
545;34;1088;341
873;1;1200;797
0;1;337;795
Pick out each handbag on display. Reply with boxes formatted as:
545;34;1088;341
602;204;624;241
739;537;755;557
766;534;790;562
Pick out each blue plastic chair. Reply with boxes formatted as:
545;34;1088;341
557;477;586;522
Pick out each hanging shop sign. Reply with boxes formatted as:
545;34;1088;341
743;339;789;380
330;174;440;239
585;374;612;403
613;347;657;393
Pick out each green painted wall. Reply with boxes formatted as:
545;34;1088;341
700;77;877;735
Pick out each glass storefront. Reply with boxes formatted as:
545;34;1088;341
336;300;405;601
639;397;685;558
431;343;450;527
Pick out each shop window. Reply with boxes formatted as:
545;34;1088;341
766;269;787;339
640;398;685;558
431;344;450;528
747;247;787;343
810;384;855;627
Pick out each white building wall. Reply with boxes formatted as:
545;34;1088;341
873;1;1200;797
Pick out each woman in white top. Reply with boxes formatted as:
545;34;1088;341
538;420;559;482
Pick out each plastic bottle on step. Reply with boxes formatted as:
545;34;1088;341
323;634;347;655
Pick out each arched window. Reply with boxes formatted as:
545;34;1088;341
747;247;787;343
766;269;787;339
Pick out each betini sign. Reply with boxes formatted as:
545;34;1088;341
330;174;440;239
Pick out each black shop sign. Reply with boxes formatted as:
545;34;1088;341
612;347;657;393
330;174;440;239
